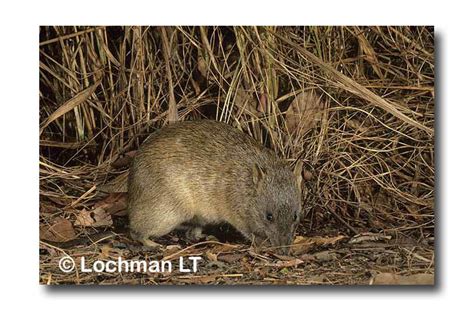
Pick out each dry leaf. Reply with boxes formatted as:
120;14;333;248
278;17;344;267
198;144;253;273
348;232;392;244
208;243;240;253
40;218;76;242
257;92;267;113
313;251;338;262
178;275;217;284
267;259;304;268
197;48;208;77
40;202;60;214
371;273;434;285
303;168;313;181
193;275;218;284
205;250;219;262
354;27;384;80
345;118;370;133
291;235;346;255
74;207;113;227
93;192;128;216
204;243;242;263
39;78;102;134
307;275;327;284
233;89;259;116
299;254;316;262
47;196;71;207
272;253;294;261
99;244;112;259
218;253;245;263
286;90;325;136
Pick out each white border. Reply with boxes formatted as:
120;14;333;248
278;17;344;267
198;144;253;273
0;0;471;309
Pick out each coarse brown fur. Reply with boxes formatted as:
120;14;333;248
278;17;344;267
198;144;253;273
127;120;303;254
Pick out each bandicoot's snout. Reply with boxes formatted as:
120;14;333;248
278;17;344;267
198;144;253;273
270;235;294;255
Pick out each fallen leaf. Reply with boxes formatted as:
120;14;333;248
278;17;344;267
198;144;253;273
307;275;327;284
40;202;60;214
99;244;112;259
272;253;294;261
74;207;113;227
178;275;217;284
205;250;219;262
313;250;338;262
218;253;246;263
93;192;128;216
291;235;346;255
40;217;76;242
267;259;304;268
370;273;434;285
208;243;241;254
348;232;392;244
299;254;316;262
47;196;71;206
203;244;243;263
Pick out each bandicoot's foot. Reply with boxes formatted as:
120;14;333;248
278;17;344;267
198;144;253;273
185;227;204;241
141;237;160;248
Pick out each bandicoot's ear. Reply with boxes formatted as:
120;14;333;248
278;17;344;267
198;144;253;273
293;160;304;192
252;163;266;187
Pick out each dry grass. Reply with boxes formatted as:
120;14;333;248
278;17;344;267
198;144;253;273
39;26;434;285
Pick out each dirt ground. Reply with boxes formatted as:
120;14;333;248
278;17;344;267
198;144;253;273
39;207;434;285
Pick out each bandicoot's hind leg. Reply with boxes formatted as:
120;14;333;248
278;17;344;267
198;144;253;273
129;203;189;248
130;230;160;248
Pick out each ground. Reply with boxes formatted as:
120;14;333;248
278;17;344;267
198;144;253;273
39;218;434;285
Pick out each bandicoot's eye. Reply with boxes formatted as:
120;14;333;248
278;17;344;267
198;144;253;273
266;212;273;221
293;212;298;222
